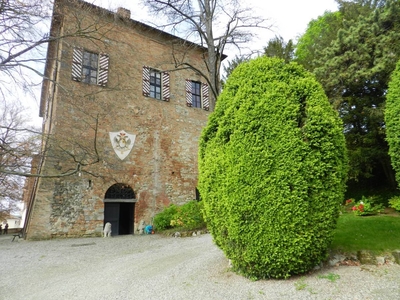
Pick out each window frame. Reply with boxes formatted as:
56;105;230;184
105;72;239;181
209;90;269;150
82;51;99;85
149;69;162;100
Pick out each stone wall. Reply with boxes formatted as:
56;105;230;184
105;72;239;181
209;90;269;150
26;0;212;239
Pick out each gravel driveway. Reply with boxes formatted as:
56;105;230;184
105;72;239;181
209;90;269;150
1;233;399;300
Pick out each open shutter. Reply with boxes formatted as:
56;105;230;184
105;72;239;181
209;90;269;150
185;79;192;107
97;53;109;86
71;47;83;82
162;71;170;101
202;83;209;111
142;66;150;97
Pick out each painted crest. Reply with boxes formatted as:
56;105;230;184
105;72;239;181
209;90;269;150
109;130;136;160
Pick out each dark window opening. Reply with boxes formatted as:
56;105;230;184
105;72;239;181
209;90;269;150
150;70;161;99
192;81;202;108
82;51;98;84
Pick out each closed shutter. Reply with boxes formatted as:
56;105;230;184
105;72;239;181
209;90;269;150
71;47;83;82
97;53;109;86
185;79;192;107
142;66;150;97
202;83;209;111
162;71;170;101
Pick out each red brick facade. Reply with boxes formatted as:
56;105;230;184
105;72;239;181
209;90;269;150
25;0;213;239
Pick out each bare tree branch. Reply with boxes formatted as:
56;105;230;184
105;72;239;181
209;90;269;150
143;0;272;107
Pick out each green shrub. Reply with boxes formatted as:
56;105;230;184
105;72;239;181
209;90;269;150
389;196;400;211
198;57;348;279
153;204;178;231
386;59;400;188
351;196;384;216
171;200;206;230
153;201;206;231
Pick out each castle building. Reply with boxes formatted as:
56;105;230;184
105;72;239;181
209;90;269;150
24;0;219;239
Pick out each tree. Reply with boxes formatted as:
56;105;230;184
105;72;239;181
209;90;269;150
294;11;343;71
198;57;348;279
0;0;122;180
298;0;400;190
221;55;250;86
263;35;294;63
142;0;271;109
0;0;52;100
0;0;114;102
0;102;40;218
385;59;400;188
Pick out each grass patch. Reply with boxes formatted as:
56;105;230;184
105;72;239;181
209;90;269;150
331;212;400;253
318;273;340;282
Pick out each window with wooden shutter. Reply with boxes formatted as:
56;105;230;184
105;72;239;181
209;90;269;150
202;83;209;111
72;48;83;82
97;53;109;86
162;71;170;101
186;79;210;110
71;47;109;86
186;79;193;107
143;67;169;102
142;66;150;97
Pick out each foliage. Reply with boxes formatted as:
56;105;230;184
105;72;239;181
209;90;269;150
385;59;400;188
332;212;400;253
388;196;400;211
222;55;250;86
198;56;348;279
170;200;206;230
263;35;294;63
311;0;400;188
351;196;384;216
153;201;205;231
295;11;343;71
153;204;179;231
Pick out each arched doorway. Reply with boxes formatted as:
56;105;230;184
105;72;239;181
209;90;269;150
104;183;136;236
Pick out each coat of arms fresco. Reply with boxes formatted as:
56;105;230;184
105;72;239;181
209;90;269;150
109;130;136;160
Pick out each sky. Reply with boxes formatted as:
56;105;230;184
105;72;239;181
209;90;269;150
93;0;339;54
26;0;339;126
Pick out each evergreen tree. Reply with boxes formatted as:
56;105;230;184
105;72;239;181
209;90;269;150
263;35;294;63
300;0;400;189
385;59;400;187
198;57;347;279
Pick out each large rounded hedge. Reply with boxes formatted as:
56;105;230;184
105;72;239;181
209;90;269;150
386;59;400;187
198;57;348;279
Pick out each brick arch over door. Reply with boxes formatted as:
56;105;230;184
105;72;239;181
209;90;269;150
103;183;136;236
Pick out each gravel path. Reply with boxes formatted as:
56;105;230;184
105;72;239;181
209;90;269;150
1;233;399;300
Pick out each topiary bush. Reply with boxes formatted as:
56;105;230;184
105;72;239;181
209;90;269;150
385;59;400;188
198;57;348;279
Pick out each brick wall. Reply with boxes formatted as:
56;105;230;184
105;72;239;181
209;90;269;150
26;0;212;239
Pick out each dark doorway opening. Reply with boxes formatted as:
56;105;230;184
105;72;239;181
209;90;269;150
104;183;136;236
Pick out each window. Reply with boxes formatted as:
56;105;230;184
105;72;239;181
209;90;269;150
185;80;209;110
82;51;98;84
142;66;170;101
71;48;109;86
192;81;202;108
150;70;161;99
